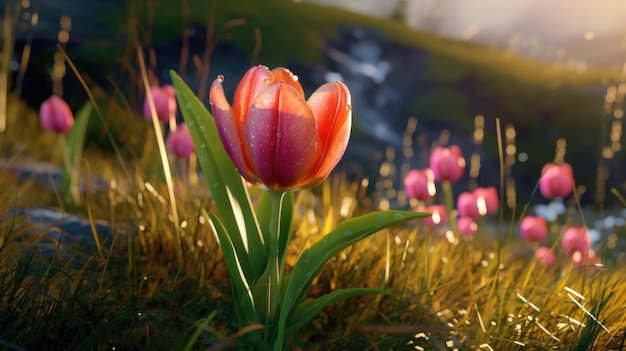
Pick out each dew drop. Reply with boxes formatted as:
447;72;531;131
199;125;205;132
276;132;282;138
185;102;192;109
217;75;224;83
346;104;352;111
344;230;353;236
263;78;271;85
199;143;206;149
188;121;195;127
293;75;299;82
213;182;220;188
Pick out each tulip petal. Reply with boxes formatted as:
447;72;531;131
210;78;258;183
243;84;317;189
304;82;352;186
271;67;305;97
232;65;275;124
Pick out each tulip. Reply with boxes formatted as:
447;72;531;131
539;162;574;199
572;249;601;268
457;216;478;236
457;191;481;220
40;96;74;134
422;204;447;227
404;168;436;201
473;187;499;215
520;216;548;243
209;65;351;190
561;226;591;255
429;145;465;183
144;84;177;123
535;247;556;266
166;123;195;159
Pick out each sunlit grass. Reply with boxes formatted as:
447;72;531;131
2;103;626;349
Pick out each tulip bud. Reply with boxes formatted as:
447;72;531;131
166;124;195;159
429;145;465;183
457;191;480;220
539;163;575;199
562;227;591;255
520;216;548;243
473;187;499;215
422;204;447;227
535;247;556;266
40;96;74;134
457;216;478;236
144;85;177;123
404;168;436;202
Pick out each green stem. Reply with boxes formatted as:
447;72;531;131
264;190;285;346
441;180;458;236
57;135;80;207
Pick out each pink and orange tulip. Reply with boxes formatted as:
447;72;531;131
209;65;352;190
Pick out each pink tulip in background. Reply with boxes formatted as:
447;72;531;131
473;187;499;214
144;85;177;123
457;216;478;235
561;226;591;255
520;216;548;243
40;96;74;134
166;124;195;159
457;191;481;220
429;145;466;183
423;204;447;227
535;247;556;266
572;249;601;268
539;162;575;199
458;187;500;220
404;168;436;201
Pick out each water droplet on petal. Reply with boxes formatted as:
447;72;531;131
217;75;224;83
293;75;299;82
346;104;352;111
263;78;271;85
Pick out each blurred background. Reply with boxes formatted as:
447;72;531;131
2;0;625;208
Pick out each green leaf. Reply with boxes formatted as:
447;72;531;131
171;71;267;281
278;210;428;340
208;213;258;326
63;102;92;206
283;288;390;338
67;102;92;167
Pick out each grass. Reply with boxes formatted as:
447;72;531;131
1;93;626;349
2;0;626;349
